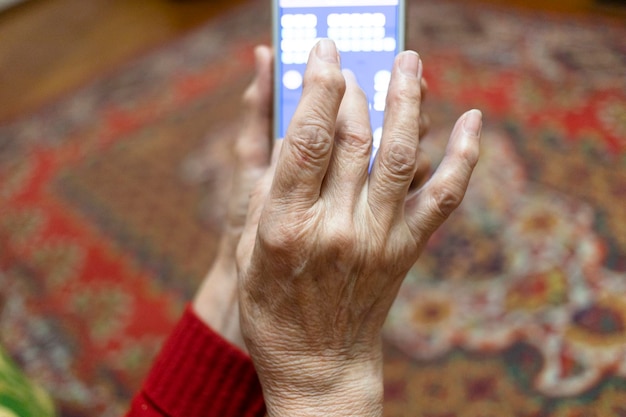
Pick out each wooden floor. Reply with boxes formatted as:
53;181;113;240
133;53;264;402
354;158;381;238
0;0;246;123
0;0;623;124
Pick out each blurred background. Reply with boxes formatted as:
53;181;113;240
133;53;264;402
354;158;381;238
0;0;624;416
0;0;623;123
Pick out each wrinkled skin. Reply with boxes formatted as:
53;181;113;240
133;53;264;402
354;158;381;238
236;40;482;416
192;43;431;352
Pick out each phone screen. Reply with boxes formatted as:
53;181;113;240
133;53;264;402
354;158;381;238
273;0;405;163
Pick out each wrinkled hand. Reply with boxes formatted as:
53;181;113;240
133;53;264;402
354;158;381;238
237;39;481;416
193;43;431;351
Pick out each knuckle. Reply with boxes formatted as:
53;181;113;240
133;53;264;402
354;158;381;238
320;235;359;269
457;142;480;169
337;120;371;153
258;221;300;254
325;225;356;254
430;183;464;220
380;138;417;181
339;119;370;142
288;120;334;162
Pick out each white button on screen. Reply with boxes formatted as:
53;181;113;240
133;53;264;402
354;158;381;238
282;52;295;64
372;39;384;51
383;37;396;52
327;13;339;27
372;13;386;26
281;14;293;28
374;70;391;91
374;91;387;111
304;14;317;28
373;26;385;39
305;28;317;39
361;13;374;27
283;70;303;90
337;39;350;52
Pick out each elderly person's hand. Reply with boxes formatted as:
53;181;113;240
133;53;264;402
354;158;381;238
193;43;431;351
237;39;481;416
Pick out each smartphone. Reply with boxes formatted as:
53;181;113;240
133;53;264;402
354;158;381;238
273;0;406;164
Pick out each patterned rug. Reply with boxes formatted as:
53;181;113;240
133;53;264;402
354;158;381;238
0;1;624;416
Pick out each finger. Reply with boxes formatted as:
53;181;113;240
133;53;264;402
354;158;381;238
368;51;423;226
270;39;345;210
322;69;371;207
236;45;274;169
227;45;275;232
405;109;482;242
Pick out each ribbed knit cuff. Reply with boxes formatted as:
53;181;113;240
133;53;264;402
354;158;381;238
142;305;266;417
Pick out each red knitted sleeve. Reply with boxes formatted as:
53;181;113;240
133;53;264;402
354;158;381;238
125;305;266;417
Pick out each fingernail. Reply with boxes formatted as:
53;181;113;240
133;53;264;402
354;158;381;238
462;109;483;136
316;39;339;64
399;51;421;78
